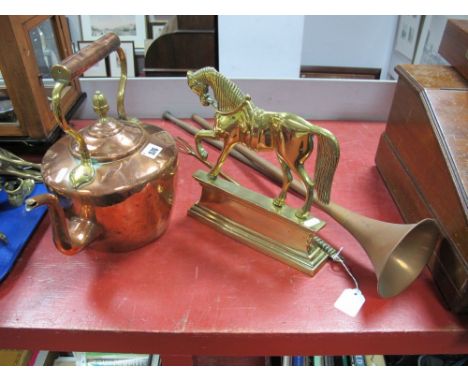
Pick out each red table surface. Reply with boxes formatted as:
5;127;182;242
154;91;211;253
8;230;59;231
0;119;467;357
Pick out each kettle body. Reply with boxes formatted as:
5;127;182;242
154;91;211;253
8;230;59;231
38;121;177;253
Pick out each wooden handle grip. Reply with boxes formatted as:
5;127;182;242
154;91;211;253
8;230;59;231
51;33;120;83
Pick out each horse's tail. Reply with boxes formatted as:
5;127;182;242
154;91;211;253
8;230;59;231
314;127;340;204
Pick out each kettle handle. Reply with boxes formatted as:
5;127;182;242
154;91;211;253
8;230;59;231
52;33;120;81
49;33;129;188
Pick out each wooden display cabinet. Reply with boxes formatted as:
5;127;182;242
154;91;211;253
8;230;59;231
0;15;84;143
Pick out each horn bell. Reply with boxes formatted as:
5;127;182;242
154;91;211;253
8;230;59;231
316;200;441;298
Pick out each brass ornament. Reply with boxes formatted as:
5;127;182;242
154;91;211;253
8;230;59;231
186;66;341;275
187;67;340;220
0;148;42;182
4;178;35;207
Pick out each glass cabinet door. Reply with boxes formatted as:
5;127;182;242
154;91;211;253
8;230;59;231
0;72;17;125
0;16;82;141
29;18;61;80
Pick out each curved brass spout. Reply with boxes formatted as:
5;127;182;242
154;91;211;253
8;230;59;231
25;194;102;256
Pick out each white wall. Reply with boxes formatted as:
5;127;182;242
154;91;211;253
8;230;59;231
76;77;395;121
301;16;398;79
218;16;305;79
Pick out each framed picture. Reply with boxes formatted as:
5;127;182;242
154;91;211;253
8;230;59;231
145;15;169;39
77;41;108;77
152;23;167;39
109;41;136;78
394;16;422;61
414;15;468;65
80;15;146;49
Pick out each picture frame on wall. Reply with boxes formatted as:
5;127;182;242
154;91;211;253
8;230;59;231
151;22;167;40
77;41;108;77
109;41;136;78
394;15;422;61
145;15;169;40
80;15;146;49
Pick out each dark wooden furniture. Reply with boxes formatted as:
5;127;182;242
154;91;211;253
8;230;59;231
300;66;381;80
144;16;217;77
0;16;83;143
439;19;468;80
375;64;468;313
0;119;467;364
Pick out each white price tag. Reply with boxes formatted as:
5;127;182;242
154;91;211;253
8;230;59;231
334;288;365;317
141;143;163;159
303;217;321;228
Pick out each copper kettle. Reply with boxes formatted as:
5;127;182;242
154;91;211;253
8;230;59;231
26;33;178;255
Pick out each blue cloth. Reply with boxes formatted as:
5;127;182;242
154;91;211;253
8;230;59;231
0;183;47;281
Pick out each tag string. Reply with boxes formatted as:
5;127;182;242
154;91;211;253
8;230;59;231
313;237;360;291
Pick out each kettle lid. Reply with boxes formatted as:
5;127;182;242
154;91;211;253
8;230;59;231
69;91;145;162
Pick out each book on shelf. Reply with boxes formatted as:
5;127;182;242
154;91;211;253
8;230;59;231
0;349;33;366
76;352;149;363
350;355;366;366
364;355;386;366
51;352;158;366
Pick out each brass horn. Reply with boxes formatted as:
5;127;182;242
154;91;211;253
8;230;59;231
314;199;440;298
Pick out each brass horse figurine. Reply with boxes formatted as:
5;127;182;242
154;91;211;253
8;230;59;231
187;67;340;219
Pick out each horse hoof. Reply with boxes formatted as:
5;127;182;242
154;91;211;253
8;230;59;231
208;172;218;180
197;148;208;160
295;210;309;220
273;198;285;208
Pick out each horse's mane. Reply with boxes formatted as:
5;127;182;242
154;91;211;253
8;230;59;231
191;67;246;112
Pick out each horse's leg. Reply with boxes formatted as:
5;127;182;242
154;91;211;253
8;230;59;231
194;129;219;160
295;163;315;219
272;155;293;208
208;136;237;179
294;135;315;219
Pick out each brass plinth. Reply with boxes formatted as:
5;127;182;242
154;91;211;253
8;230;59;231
189;170;329;275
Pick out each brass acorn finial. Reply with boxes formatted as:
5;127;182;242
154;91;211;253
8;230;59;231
92;91;110;121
